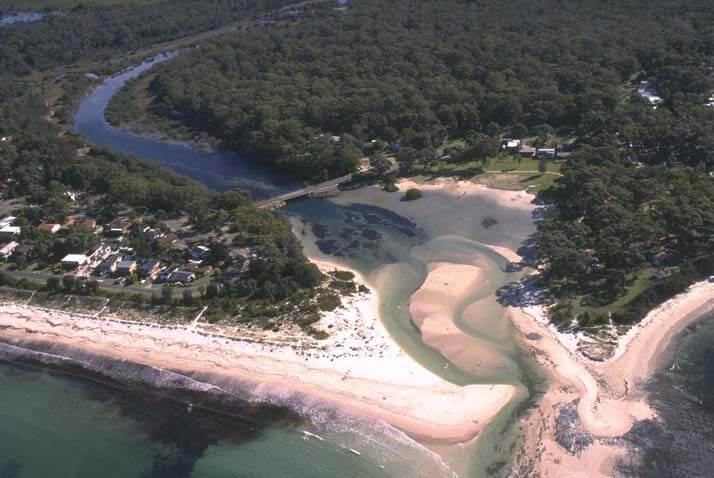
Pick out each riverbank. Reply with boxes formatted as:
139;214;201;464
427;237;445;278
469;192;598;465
507;276;714;476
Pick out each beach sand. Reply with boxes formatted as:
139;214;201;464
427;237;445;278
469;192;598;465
409;261;512;376
508;276;714;475
0;258;514;445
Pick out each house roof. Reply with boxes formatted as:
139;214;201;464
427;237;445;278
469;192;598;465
169;271;195;282
140;259;160;270
100;254;120;265
0;241;19;254
38;223;60;232
62;254;88;263
117;260;137;268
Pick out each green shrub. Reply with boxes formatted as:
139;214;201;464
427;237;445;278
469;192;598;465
403;188;422;201
317;293;341;311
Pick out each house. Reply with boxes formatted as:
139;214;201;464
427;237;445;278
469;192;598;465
504;139;521;152
518;146;536;157
61;254;88;269
38;223;61;234
167;270;196;284
0;216;16;229
145;229;165;242
107;219;131;236
0;225;21;239
231;247;254;275
82;218;97;230
186;262;213;276
537;148;556;159
189;245;211;264
98;254;121;276
0;241;19;260
139;259;161;279
159;265;179;283
158;232;179;246
116;260;138;276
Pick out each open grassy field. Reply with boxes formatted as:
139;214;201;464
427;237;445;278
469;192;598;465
472;171;558;192
407;155;562;191
570;268;655;327
485;156;563;173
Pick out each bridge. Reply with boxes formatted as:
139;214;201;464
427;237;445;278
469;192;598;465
255;175;353;209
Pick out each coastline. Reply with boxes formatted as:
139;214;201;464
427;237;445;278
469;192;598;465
0;288;513;445
507;276;714;475
0;177;542;475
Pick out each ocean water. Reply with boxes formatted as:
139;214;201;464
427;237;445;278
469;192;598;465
619;312;714;477
0;354;455;478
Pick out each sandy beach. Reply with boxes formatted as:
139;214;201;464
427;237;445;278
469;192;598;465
508;276;714;476
0;258;514;445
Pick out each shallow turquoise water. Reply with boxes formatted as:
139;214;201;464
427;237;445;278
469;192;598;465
0;360;453;478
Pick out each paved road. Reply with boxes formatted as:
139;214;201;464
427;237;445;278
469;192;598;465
5;269;202;296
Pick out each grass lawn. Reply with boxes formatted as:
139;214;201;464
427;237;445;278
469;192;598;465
407;160;484;178
570;268;655;322
473;172;557;192
485;156;563;174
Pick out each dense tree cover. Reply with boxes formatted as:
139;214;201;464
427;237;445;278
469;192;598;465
0;0;154;11
139;0;713;179
0;0;297;75
538;96;714;326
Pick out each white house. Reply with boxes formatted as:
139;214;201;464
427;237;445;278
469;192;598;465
537;148;556;159
505;139;521;152
0;225;21;237
61;254;88;269
0;216;16;228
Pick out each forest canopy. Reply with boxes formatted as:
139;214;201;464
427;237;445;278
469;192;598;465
139;0;713;178
0;0;296;74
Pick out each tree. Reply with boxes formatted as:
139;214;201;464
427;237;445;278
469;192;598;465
335;143;362;174
161;285;173;304
538;160;548;176
295;262;323;288
511;123;528;139
62;275;76;291
182;289;195;306
46;276;60;291
369;153;392;176
205;283;219;299
86;280;99;295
